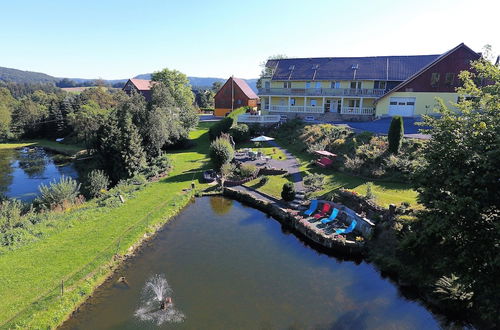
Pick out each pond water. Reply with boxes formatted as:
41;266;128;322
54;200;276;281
61;196;441;330
0;147;78;201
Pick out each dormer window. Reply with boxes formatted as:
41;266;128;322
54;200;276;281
312;64;319;69
288;65;295;70
351;64;359;69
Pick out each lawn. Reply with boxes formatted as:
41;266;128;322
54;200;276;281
244;174;292;198
236;141;287;160
0;122;215;328
275;137;420;208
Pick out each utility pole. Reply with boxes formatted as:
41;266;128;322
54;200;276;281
231;75;234;112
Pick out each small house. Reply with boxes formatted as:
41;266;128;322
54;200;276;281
214;76;259;117
122;78;157;102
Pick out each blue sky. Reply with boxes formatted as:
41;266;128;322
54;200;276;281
0;0;497;79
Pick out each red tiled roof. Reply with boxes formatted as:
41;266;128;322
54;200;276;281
129;78;156;91
232;77;259;99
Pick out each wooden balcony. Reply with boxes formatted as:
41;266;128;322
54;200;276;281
258;87;385;97
237;114;281;123
340;107;375;115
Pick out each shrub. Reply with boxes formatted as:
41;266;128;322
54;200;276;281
281;182;296;201
35;176;81;210
0;199;24;233
209;117;234;140
259;176;269;185
84;170;110;198
303;173;326;192
143;153;172;179
209;137;235;169
229;124;250;143
239;163;257;178
220;162;236;186
365;182;375;200
388;116;404;154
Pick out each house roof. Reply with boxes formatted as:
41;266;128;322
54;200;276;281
127;78;156;91
267;55;440;81
232;77;259;99
377;43;480;101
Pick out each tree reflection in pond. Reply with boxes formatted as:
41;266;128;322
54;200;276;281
209;195;233;215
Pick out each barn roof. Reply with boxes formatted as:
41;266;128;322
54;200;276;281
267;54;440;81
232;77;259;99
128;78;156;91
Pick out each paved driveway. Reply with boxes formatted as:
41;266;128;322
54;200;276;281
333;117;430;139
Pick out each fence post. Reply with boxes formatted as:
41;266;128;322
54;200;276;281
61;280;64;296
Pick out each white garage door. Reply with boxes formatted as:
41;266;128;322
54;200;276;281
388;97;416;117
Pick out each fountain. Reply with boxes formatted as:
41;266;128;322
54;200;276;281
134;274;185;325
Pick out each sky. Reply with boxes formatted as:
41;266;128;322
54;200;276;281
0;0;498;80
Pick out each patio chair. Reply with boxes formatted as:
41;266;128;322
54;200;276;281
320;208;339;224
313;203;332;219
303;200;318;216
335;220;357;235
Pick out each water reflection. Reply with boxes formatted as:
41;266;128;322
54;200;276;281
0;147;78;201
209;195;233;215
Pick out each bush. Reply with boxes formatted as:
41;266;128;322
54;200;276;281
84;170;110;198
143;153;172;179
209;137;235;170
281;182;296;201
229;124;250;143
303;173;326;192
0;199;24;233
388;116;404;154
239;163;257;178
259;176;269;185
35;176;81;210
365;182;375;200
209;117;234;140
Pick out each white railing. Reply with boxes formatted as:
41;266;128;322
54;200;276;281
269;105;324;114
340;107;375;115
237;114;280;123
258;88;385;97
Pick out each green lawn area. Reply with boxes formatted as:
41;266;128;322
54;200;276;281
0;139;85;157
244;174;292;198
275;137;420;208
0;122;215;328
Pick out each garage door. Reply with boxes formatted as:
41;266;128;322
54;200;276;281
388;97;415;117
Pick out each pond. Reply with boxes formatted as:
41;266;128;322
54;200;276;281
61;196;441;329
0;147;78;201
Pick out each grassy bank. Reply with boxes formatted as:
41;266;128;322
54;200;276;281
0;139;85;157
0;122;214;328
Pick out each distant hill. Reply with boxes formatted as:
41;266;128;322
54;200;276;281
0;66;258;92
0;66;58;84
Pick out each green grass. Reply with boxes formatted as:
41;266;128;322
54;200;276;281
0;122;215;328
0;139;85;156
275;137;420;208
244;174;292;198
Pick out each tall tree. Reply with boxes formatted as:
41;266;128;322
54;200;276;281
256;54;287;89
405;57;500;324
0;88;16;139
151;68;195;109
388;116;404;154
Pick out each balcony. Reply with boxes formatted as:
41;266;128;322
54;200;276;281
237;114;281;123
269;105;324;114
340;107;375;115
258;87;385;97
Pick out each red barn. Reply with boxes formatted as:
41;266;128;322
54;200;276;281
122;78;157;102
214;77;259;117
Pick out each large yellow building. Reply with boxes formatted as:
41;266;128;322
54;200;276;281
245;43;479;124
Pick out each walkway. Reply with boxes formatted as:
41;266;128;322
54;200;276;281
267;140;304;192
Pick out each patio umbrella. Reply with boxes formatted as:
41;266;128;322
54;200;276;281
250;135;275;142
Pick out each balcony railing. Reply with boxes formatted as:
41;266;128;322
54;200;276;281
237;114;281;123
340;107;375;115
258;87;385;97
269;105;324;114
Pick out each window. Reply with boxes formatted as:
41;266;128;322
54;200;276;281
237;99;242;105
378;81;387;89
407;101;415;105
310;99;317;106
305;81;311;88
431;73;440;87
390;101;398;105
348;99;360;107
315;82;321;89
445;73;455;85
279;98;285;106
350;81;361;89
290;98;295;106
265;81;270;89
283;81;291;88
331;81;341;89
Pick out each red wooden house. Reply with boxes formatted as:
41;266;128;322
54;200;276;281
122;78;157;102
214;76;259;117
